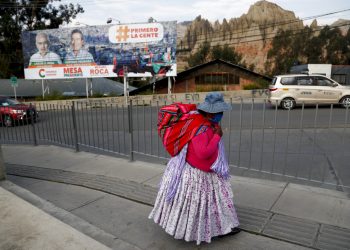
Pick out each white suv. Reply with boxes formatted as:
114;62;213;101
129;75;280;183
268;74;350;109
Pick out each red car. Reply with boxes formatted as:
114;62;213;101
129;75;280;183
0;97;38;127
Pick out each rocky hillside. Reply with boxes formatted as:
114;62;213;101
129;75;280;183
176;0;347;73
331;19;350;35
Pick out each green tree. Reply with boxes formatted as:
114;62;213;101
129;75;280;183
266;25;350;75
224;44;241;63
212;44;242;64
0;0;84;78
266;29;298;75
320;26;348;64
304;36;323;63
188;41;211;67
188;42;243;67
345;29;350;64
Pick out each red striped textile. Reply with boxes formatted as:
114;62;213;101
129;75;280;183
158;103;211;157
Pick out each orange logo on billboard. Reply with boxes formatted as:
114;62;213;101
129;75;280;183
108;23;164;43
116;26;129;42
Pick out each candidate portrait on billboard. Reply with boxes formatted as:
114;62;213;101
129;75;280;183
64;29;94;64
29;32;62;66
22;21;177;79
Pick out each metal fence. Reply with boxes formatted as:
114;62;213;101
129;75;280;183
1;98;349;192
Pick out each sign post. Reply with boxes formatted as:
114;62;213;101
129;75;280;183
41;79;45;99
123;66;128;105
10;76;18;100
89;78;93;97
85;78;89;98
168;77;171;94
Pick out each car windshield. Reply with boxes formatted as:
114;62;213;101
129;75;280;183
1;98;21;106
271;77;277;85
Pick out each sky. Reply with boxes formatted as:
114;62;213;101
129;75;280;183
59;0;350;27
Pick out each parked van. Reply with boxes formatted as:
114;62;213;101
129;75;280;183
268;74;350;109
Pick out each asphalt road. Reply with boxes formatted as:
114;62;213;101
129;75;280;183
1;102;349;190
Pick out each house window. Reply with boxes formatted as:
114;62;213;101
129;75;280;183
195;72;239;85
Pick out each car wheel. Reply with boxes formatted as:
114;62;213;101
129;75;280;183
3;115;13;127
340;96;350;108
281;98;296;110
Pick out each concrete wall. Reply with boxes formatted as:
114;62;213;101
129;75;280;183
26;90;269;110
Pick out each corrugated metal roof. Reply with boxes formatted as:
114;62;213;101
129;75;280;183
130;59;272;95
0;78;135;97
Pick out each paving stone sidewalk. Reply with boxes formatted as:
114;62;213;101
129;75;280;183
6;163;350;250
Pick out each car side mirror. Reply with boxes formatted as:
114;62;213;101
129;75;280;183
332;83;338;87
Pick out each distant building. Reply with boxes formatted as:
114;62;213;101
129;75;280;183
130;59;271;95
331;65;350;85
290;64;350;85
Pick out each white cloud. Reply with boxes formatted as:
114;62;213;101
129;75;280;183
191;0;255;21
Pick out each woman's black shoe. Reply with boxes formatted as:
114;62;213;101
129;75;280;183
217;227;241;238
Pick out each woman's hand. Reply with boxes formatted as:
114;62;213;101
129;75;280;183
213;125;223;137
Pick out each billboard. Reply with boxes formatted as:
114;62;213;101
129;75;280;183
22;21;177;79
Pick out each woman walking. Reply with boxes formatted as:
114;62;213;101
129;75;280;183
149;92;240;245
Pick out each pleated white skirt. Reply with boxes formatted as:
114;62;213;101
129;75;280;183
149;162;239;245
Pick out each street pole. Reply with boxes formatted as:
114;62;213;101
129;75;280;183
123;66;128;106
168;77;171;95
0;146;6;180
85;78;89;98
90;78;93;97
41;79;45;99
13;86;17;100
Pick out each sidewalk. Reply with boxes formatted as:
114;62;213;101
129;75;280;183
1;144;350;250
0;184;111;250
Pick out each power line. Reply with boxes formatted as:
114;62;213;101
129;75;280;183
4;1;347;45
3;2;349;45
0;0;136;8
179;8;350;42
177;23;350;54
2;2;349;50
16;24;350;68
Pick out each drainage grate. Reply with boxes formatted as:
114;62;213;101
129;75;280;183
263;214;319;247
316;224;350;250
236;206;272;233
6;164;158;206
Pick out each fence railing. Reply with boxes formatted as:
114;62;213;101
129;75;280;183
1;98;349;192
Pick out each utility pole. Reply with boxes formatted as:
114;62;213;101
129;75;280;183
0;146;6;180
123;66;128;105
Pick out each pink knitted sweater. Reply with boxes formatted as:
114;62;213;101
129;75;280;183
186;127;221;172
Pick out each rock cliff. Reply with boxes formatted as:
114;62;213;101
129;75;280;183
331;19;350;35
176;0;307;73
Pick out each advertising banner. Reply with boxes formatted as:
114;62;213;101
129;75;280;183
22;21;177;79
